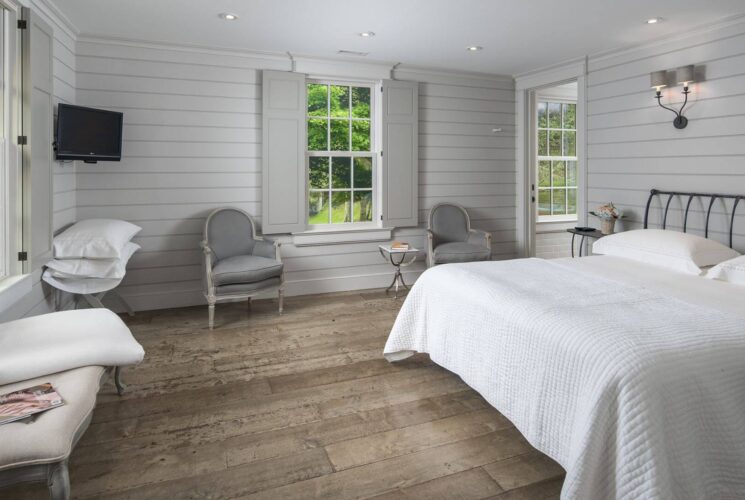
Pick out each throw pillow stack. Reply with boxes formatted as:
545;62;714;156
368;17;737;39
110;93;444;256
42;219;141;294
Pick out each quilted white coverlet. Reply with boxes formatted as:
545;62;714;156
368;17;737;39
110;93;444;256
384;259;745;499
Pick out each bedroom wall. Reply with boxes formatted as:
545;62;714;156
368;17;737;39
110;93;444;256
0;0;78;322
73;39;516;311
585;18;745;252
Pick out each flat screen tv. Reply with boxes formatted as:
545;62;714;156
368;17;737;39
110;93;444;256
55;104;123;163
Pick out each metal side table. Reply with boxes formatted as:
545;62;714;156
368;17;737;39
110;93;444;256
567;228;605;257
379;245;418;298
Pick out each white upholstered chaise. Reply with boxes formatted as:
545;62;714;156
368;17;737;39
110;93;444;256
0;309;144;500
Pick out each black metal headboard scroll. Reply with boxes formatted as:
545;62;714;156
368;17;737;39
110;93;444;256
643;189;744;248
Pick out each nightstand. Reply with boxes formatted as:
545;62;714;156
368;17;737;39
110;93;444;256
566;228;605;257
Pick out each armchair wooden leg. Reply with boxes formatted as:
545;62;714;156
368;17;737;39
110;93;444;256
278;289;284;315
208;302;215;330
48;461;70;500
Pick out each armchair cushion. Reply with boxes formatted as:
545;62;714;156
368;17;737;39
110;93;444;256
212;255;283;286
433;242;491;264
217;278;282;295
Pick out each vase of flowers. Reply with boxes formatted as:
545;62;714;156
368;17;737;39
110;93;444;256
590;202;623;235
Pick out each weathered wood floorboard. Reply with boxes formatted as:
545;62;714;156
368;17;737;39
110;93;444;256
5;290;564;499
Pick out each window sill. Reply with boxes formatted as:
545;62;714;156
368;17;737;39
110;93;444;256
292;226;393;246
536;219;577;234
0;273;32;315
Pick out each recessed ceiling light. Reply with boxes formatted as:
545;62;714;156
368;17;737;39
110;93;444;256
467;46;483;52
359;31;375;37
219;13;238;21
646;17;662;24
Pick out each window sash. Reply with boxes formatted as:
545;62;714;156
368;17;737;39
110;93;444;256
306;80;376;227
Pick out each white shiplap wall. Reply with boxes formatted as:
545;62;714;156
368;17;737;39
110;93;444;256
586;19;745;252
1;0;77;322
73;40;516;311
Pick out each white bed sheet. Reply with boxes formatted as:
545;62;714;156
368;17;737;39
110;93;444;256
555;255;745;317
384;256;745;500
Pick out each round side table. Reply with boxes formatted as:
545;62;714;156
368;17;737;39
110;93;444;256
378;245;418;298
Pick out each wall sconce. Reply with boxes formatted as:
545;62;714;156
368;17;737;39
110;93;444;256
650;65;694;129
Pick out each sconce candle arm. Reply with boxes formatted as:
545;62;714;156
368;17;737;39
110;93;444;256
653;87;690;130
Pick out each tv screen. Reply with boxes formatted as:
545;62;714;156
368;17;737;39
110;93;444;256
55;104;123;162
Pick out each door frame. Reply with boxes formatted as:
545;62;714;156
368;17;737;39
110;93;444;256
515;59;588;257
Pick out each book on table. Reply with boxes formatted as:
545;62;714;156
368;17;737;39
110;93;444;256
0;383;65;425
390;241;410;251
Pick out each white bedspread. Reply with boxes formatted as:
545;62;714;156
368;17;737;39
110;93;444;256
384;258;745;500
0;309;144;386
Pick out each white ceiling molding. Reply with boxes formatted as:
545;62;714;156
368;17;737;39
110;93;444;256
31;0;79;39
77;33;515;82
590;11;745;69
515;58;587;90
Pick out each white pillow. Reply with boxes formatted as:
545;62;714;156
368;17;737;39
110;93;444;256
46;242;140;279
54;219;141;260
591;229;740;275
706;255;745;286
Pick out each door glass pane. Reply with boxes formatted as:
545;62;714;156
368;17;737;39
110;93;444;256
548;102;561;128
567;188;577;215
352;87;371;118
563;103;576;129
354;191;373;222
309;157;329;189
307;119;328;151
538;130;547;156
309;191;329;224
331;157;351;188
307;84;328;117
566;161;577;187
538;190;551;216
354;157;373;188
563;131;576;156
537;102;547;128
330;119;350;150
552;161;566;187
552;189;567;215
331;191;352;223
549;130;562;156
351;120;371;151
538;161;551;188
330;85;350;117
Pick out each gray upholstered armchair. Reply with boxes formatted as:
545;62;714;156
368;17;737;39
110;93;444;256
201;208;284;329
426;202;492;267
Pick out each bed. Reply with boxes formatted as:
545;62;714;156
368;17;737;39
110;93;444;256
384;190;745;500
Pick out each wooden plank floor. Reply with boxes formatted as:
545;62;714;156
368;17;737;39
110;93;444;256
7;290;564;499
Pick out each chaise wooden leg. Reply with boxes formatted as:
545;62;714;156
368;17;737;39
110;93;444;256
48;461;70;500
114;366;126;396
278;289;284;315
208;302;215;330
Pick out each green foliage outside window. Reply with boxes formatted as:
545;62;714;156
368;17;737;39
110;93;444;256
307;83;373;225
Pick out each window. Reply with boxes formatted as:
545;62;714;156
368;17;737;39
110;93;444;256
306;81;375;226
537;101;577;220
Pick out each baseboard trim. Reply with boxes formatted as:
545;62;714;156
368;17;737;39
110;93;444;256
104;269;425;313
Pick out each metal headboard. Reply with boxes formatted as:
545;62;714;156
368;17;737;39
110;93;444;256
643;189;744;248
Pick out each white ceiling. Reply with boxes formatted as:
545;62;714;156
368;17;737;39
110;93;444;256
54;0;745;75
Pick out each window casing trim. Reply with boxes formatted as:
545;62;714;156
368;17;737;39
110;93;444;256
305;78;380;231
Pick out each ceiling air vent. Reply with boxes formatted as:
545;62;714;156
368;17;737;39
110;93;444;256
337;49;369;57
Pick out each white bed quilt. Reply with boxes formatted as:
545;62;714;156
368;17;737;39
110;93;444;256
384;259;745;500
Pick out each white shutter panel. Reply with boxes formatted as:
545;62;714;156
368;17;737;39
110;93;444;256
381;80;418;228
261;70;306;234
21;7;54;271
